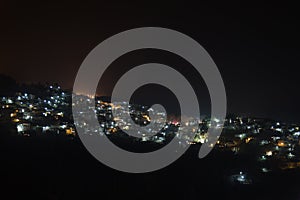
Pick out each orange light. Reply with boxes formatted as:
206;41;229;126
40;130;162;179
66;128;74;135
108;128;117;133
278;140;286;147
245;137;253;144
143;115;151;122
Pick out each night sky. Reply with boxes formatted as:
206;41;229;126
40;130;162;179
1;1;300;122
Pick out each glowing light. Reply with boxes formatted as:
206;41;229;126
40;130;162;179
260;155;266;161
261;168;269;173
278;141;286;147
56;112;64;117
213;117;220;123
66;128;75;136
24;115;31;120
17;124;24;132
143;115;151;122
42;126;50;132
245;137;253;144
60;125;67;129
288;152;295;158
266;151;273;156
13;119;20;122
275;128;283;132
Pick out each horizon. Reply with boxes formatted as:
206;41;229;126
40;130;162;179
1;73;299;124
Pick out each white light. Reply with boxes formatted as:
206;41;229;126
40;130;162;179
24;115;31;120
42;126;50;132
288;153;295;158
60;125;67;129
17;124;24;132
266;151;273;156
275;128;282;132
293;132;300;136
260;155;266;161
214;117;220;123
261;168;269;173
57;112;63;116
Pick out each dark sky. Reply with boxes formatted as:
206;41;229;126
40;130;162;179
0;1;300;122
